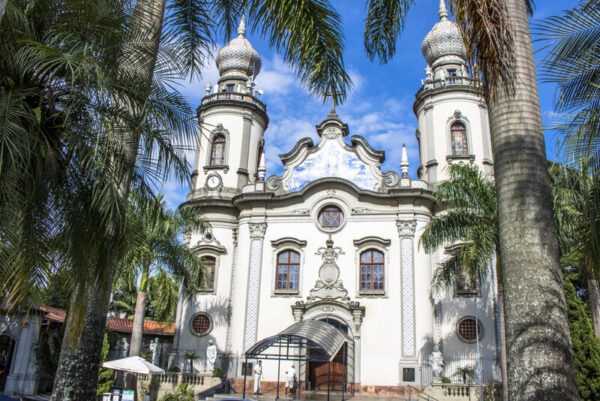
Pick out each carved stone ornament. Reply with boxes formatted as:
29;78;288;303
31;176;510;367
323;127;340;140
327;189;336;198
351;207;375;214
396;220;417;237
308;236;348;301
290;208;311;215
249;223;267;239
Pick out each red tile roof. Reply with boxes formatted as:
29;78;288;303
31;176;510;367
40;306;174;336
107;317;175;336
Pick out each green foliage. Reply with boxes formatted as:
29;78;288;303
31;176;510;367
565;278;600;401
453;365;477;384
158;383;195;401
97;333;114;396
167;365;181;373
441;376;451;384
535;1;600;172
419;164;498;291
213;367;223;378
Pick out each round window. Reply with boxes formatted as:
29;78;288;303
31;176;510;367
457;317;483;343
317;205;344;231
191;313;212;336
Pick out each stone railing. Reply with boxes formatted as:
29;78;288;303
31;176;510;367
416;77;481;96
137;372;222;401
442;383;475;398
200;92;266;113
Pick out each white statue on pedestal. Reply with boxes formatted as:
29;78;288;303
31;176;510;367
431;344;444;381
120;338;129;358
150;337;162;366
206;340;217;372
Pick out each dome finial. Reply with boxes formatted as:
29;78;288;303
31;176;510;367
237;15;246;37
439;0;448;21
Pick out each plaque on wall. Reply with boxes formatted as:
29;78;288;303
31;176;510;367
403;367;416;382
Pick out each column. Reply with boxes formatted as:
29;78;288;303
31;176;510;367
397;220;417;358
244;222;267;350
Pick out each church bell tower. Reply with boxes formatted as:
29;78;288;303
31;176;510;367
189;17;268;200
413;0;493;187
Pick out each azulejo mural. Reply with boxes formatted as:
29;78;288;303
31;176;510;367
287;140;378;192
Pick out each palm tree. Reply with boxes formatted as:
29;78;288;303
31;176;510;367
419;163;507;396
364;1;578;398
118;191;208;357
454;365;478;384
535;0;600;172
0;1;203;399
49;1;352;399
550;162;600;337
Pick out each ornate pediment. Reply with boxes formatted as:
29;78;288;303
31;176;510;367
266;117;400;194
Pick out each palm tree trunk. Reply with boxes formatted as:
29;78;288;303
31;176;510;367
487;0;578;399
50;1;166;400
50;289;110;401
130;264;151;356
129;291;148;356
588;276;600;338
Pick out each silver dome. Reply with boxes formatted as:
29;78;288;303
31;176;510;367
421;0;466;66
216;16;261;78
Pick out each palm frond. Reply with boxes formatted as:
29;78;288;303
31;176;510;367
363;0;414;64
247;0;352;104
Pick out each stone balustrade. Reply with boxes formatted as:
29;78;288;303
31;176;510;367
201;92;266;113
137;372;222;401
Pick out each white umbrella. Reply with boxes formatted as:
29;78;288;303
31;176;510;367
102;356;165;374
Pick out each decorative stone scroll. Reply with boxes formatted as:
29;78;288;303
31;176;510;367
397;219;417;357
244;223;267;350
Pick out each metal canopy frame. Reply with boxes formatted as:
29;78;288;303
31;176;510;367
243;320;354;401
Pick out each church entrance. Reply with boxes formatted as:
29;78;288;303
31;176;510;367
307;317;348;391
0;335;15;392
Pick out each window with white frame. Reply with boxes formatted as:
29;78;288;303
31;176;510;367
210;135;226;165
276;250;300;292
200;256;216;291
450;122;468;155
360;249;385;292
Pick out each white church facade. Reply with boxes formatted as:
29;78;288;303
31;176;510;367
169;1;501;395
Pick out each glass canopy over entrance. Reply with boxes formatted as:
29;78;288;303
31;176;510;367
244;319;355;401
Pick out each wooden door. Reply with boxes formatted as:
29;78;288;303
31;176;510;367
309;344;346;391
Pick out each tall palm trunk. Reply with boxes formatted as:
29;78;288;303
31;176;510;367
487;0;578;399
588;276;600;338
51;1;166;400
130;264;151;356
51;288;112;401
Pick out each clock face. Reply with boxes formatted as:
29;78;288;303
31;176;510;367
206;175;221;189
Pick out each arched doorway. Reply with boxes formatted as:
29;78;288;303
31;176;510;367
308;317;348;391
0;335;15;392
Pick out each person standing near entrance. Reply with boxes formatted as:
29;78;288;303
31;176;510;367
253;360;263;394
285;364;296;394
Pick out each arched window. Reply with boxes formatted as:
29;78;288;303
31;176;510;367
451;122;468;155
276;250;300;291
360;249;384;292
210;135;226;165
200;256;216;291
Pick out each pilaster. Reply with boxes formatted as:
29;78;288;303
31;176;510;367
397;219;417;358
244;222;267;350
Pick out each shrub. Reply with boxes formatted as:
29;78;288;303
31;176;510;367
565;278;600;401
158;383;195;401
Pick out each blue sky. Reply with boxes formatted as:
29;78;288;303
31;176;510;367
163;0;580;209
